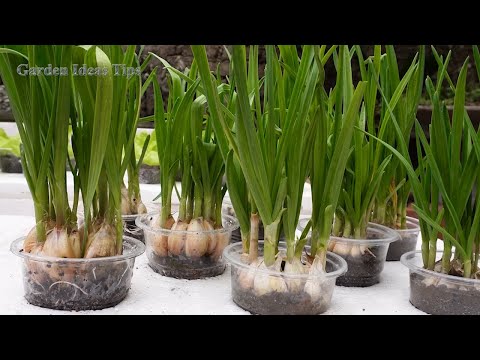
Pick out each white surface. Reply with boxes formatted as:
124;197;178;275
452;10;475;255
0;173;425;315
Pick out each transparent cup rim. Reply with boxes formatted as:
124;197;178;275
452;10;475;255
135;212;239;235
393;216;420;234
400;250;480;286
328;222;399;245
223;241;348;279
10;235;145;264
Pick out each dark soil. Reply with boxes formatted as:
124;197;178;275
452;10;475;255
123;218;144;243
409;272;480;315
230;267;331;315
0;153;22;173
139;164;160;184
22;258;135;311
148;252;225;279
336;245;388;287
386;231;418;261
232;286;327;315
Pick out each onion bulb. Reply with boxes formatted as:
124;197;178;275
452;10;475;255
283;258;308;292
84;222;117;258
168;220;188;255
327;241;336;252
212;226;229;261
238;258;260;290
121;185;131;215
304;254;327;301
204;220;216;254
42;227;80;258
136;201;147;214
150;214;174;257
350;245;362;257
253;258;288;296
185;217;208;258
332;242;351;256
23;221;55;253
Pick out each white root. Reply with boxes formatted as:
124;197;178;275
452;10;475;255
185;218;209;258
168;220;188;256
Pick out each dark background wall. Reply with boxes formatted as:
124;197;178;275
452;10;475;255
138;45;480;117
1;45;479;116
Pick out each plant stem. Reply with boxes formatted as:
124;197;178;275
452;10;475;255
398;201;407;229
98;168;108;218
242;230;250;254
248;213;259;261
427;234;437;270
160;188;172;228
193;185;203;219
464;259;472;278
179;196;187;222
214;191;222;227
332;213;343;237
34;203;47;242
310;224;319;256
187;184;194;222
343;218;352;238
116;206;122;254
374;202;386;225
442;243;452;273
203;195;212;221
263;221;277;267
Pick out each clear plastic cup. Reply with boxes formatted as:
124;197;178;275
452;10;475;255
10;236;145;311
329;223;399;287
223;241;347;315
386;217;420;261
136;212;239;279
401;250;480;315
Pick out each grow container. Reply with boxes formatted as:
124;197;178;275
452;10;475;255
11;236;145;311
224;241;347;315
136;212;239;279
328;223;398;287
401;250;480;315
386;217;420;261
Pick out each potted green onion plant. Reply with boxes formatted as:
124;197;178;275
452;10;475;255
195;45;363;314
369;47;480;314
136;55;238;279
4;45;145;311
321;46;428;287
363;46;424;261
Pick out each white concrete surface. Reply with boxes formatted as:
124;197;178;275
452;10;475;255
0;173;425;314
